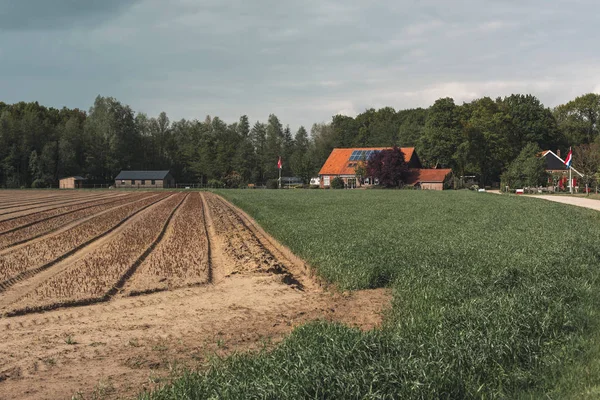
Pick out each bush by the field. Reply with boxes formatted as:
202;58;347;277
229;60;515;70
266;179;279;189
207;179;225;188
330;177;345;189
145;191;600;399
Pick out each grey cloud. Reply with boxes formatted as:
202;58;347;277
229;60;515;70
0;0;140;30
0;0;599;130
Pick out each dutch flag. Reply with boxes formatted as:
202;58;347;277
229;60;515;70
564;147;573;168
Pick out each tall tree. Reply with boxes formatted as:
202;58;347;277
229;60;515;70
554;93;600;146
500;94;563;158
250;122;267;184
290;126;313;183
366;147;408;187
265;114;283;180
419;98;463;169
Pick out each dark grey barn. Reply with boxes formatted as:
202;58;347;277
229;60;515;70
114;170;175;189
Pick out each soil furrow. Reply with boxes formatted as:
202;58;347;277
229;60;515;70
0;195;84;210
0;193;157;252
124;193;209;296
0;193;135;234
2;194;186;316
0;192;116;215
0;194;174;295
200;192;226;283
0;193;125;222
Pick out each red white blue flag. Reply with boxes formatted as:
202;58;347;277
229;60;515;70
564;147;572;168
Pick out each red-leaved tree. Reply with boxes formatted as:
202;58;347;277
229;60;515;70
366;147;409;187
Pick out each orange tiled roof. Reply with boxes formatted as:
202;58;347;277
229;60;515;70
318;147;415;176
406;168;452;185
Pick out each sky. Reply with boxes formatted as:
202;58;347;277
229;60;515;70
1;0;599;129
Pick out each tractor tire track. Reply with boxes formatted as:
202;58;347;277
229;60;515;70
200;192;225;283
206;193;319;290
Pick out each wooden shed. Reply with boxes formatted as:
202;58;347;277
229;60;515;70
59;176;86;189
114;170;175;189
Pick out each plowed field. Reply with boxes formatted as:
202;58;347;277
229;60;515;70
0;191;390;400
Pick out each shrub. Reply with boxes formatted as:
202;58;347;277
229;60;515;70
223;171;242;188
31;179;50;188
266;179;279;189
207;179;225;188
330;177;345;189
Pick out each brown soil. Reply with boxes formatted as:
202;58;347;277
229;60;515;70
0;193;154;251
0;191;392;400
0;193;127;222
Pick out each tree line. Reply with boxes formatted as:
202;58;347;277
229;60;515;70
0;93;598;188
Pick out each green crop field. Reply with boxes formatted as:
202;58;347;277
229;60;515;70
144;190;600;399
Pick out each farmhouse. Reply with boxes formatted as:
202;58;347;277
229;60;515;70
539;150;583;189
114;170;175;189
318;147;451;190
59;176;86;189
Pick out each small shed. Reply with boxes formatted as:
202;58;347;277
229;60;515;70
59;176;86;189
406;169;452;190
114;170;175;189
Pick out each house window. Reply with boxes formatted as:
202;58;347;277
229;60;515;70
141;180;146;185
121;180;125;184
131;180;135;185
324;176;330;186
151;180;155;185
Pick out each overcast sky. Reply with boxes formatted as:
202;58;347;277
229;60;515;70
1;0;599;129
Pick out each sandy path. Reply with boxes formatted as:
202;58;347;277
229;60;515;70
0;193;392;400
527;194;600;211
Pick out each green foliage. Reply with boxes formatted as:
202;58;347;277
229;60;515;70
501;143;548;188
554;93;600;146
0;92;584;189
266;179;279;189
207;179;224;188
330;176;344;189
145;190;600;399
419;97;463;169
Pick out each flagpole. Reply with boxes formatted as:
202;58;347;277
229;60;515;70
569;164;572;194
278;156;282;189
569;147;573;194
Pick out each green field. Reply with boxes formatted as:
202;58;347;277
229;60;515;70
144;190;600;399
